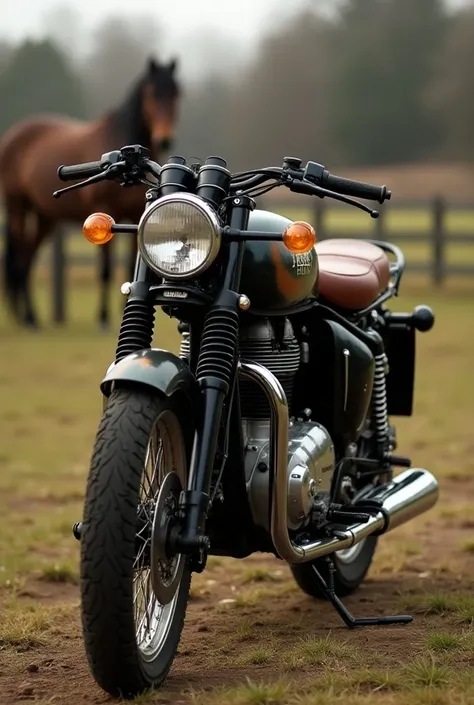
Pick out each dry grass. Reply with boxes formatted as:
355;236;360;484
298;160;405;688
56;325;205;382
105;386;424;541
0;267;474;704
0;602;75;651
283;635;353;671
398;592;474;623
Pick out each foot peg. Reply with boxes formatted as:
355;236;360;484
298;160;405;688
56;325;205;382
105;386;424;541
328;506;371;525
72;522;82;541
387;454;412;468
311;558;413;629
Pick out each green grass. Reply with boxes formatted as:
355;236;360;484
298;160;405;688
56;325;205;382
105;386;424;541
1;265;474;704
425;633;464;652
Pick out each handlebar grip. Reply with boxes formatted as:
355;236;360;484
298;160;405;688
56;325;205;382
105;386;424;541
323;173;391;204
57;161;103;182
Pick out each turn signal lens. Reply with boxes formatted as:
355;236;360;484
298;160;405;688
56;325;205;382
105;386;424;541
83;212;115;245
282;221;316;254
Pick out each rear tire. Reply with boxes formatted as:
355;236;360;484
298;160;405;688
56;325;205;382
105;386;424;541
80;387;192;698
290;536;377;599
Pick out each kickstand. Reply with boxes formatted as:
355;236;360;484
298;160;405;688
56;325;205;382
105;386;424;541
310;558;413;630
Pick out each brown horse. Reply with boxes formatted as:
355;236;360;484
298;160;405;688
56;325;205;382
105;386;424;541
0;57;180;328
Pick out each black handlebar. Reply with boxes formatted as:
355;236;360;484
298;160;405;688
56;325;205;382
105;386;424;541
302;160;390;204
322;173;390;204
53;146;391;219
58;161;103;181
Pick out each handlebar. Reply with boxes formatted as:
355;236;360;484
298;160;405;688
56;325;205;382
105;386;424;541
53;146;391;218
58;161;103;181
321;173;390;204
302;160;390;204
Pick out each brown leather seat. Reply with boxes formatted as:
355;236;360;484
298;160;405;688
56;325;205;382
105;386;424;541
315;239;391;310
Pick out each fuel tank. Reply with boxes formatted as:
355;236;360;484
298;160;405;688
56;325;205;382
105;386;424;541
240;210;319;313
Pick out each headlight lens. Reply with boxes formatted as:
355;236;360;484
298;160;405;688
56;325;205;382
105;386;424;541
137;193;221;279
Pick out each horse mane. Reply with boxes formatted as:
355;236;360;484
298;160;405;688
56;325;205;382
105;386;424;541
108;78;151;148
107;61;179;148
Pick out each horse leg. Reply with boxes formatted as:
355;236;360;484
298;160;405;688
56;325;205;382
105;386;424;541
19;213;54;328
99;241;112;330
2;196;27;322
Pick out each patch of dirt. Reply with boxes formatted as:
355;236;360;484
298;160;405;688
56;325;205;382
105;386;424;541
1;478;473;705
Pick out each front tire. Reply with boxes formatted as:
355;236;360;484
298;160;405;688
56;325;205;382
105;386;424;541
80;388;192;698
290;536;377;599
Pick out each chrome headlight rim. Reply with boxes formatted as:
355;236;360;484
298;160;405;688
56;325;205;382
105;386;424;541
137;192;221;280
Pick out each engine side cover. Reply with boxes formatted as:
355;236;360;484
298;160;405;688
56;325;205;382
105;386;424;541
243;419;335;533
287;421;335;530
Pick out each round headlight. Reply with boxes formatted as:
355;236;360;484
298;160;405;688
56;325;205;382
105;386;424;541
137;193;221;279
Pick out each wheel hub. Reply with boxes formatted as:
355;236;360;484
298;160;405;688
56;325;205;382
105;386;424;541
150;471;185;605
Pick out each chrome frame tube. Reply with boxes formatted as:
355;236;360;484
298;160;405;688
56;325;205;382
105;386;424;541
238;360;439;565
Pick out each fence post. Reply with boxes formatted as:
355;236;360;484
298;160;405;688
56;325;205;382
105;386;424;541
52;227;66;323
313;199;326;240
374;203;385;241
432;196;445;286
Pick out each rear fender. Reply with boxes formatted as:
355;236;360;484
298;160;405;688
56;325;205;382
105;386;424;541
100;349;198;410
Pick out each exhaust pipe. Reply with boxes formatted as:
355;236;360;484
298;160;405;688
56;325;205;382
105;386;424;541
239;360;439;565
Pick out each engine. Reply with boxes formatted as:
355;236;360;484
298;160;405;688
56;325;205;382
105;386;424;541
239;317;336;532
178;316;336;532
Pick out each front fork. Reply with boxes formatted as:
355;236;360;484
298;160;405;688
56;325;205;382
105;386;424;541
175;197;254;564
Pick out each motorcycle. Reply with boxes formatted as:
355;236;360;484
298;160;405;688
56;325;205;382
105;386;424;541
53;144;438;698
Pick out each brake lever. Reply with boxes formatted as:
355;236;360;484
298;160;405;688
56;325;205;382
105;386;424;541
289;179;379;219
53;163;125;199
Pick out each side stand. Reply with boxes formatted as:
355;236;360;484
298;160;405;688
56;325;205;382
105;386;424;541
310;558;413;630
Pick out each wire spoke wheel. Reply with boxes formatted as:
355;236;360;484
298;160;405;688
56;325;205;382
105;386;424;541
133;410;186;658
80;389;192;698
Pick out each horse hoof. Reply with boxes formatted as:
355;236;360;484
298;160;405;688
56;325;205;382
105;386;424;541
25;320;40;331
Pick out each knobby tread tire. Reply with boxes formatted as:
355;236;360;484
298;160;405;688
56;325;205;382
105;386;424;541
80;388;192;699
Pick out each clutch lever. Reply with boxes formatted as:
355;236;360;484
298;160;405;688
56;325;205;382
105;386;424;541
53;162;126;199
289;178;380;219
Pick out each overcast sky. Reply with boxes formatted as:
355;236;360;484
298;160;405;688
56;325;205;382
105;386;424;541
1;0;470;78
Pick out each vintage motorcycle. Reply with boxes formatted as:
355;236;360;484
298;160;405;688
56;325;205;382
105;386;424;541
54;144;438;698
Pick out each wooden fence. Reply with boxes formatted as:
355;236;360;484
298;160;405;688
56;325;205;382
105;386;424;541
26;196;474;322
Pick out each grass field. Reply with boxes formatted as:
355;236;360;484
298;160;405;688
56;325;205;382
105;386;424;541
1;255;474;704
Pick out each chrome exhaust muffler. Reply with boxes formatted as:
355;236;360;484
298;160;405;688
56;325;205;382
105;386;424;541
239;360;439;565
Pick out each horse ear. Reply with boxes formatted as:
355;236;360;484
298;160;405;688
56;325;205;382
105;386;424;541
169;57;178;73
148;57;157;73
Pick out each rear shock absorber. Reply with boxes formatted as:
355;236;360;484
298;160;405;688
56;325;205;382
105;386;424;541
372;351;389;456
115;298;155;363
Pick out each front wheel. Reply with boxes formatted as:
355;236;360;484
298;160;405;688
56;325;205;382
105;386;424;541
80;388;193;698
290;536;377;599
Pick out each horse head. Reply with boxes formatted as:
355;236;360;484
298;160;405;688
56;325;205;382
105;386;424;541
141;57;180;157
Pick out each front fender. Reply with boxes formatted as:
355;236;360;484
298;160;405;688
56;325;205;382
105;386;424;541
100;349;198;406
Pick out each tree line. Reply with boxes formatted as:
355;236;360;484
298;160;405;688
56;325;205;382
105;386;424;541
0;0;473;170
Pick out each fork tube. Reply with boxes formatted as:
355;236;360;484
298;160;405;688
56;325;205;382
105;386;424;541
177;196;254;554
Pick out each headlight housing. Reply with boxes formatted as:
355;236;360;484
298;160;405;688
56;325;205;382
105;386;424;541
137;193;221;279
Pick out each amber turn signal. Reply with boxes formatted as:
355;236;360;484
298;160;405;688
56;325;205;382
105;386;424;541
282;221;316;254
83;212;115;245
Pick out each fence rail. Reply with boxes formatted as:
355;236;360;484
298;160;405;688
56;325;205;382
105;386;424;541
261;194;474;287
4;196;474;323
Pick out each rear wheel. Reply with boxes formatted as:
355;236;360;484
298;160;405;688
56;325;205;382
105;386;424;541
80;388;192;698
290;536;377;599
